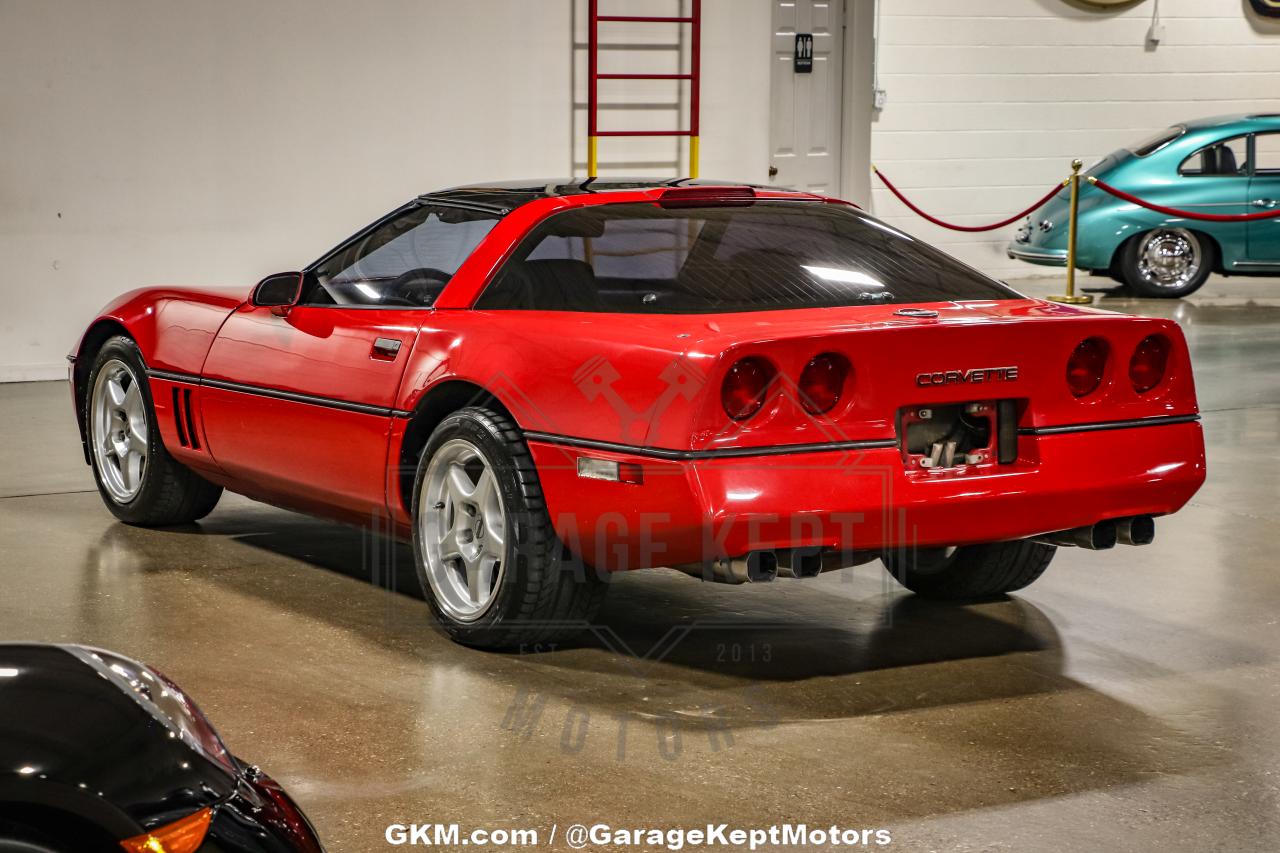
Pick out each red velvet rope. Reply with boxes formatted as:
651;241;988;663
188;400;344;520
873;167;1067;232
1088;176;1280;221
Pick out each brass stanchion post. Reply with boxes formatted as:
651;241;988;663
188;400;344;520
1047;159;1093;305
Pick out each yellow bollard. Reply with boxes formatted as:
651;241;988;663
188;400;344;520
587;136;598;179
1047;159;1093;305
689;135;700;179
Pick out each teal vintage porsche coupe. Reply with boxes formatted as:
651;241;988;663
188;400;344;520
1009;114;1280;297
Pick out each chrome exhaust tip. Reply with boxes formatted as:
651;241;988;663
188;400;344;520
777;548;822;578
1116;515;1155;546
740;550;779;582
1033;520;1117;550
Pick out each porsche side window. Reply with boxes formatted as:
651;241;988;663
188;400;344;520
305;204;498;307
1179;136;1248;177
1255;133;1280;176
477;201;1018;314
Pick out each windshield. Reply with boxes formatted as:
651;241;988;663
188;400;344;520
476;201;1018;314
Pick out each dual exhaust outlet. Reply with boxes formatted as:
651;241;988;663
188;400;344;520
1031;515;1155;550
673;515;1156;585
672;548;826;585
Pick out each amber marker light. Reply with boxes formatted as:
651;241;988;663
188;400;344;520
119;807;213;853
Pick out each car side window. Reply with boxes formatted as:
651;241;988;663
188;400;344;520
1178;136;1249;177
1254;133;1280;177
304;204;499;307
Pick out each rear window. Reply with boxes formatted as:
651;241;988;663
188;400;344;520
476;201;1017;314
1128;126;1184;157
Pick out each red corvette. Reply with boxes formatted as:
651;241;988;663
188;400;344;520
69;180;1206;647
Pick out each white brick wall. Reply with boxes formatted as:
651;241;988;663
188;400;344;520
867;0;1280;279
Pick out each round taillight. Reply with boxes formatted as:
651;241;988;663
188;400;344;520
1066;337;1109;398
721;357;776;421
798;353;851;415
1129;334;1170;393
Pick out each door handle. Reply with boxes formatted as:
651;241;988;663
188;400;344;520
768;165;779;179
371;337;402;360
1252;199;1278;209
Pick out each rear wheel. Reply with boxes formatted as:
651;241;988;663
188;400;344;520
1119;228;1214;298
85;336;222;525
411;406;607;649
881;540;1056;600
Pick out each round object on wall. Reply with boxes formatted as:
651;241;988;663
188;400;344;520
1249;0;1280;18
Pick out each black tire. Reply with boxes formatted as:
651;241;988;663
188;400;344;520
881;540;1056;600
410;406;608;649
1118;228;1214;298
84;336;222;526
0;819;65;853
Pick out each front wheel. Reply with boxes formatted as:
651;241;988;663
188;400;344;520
1118;228;1214;298
411;406;607;649
85;336;222;525
881;540;1056;600
0;818;73;853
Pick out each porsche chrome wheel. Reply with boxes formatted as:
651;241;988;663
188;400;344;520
418;438;507;622
90;358;148;503
1136;229;1201;291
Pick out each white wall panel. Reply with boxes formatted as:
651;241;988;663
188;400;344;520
0;0;769;380
869;0;1280;280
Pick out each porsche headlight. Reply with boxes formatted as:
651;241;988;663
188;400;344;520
69;647;237;775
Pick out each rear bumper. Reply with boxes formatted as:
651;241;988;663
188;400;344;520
529;419;1206;570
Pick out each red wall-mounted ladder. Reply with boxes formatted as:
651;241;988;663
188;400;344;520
587;0;702;178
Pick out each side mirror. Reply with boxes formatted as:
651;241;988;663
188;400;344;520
252;272;303;316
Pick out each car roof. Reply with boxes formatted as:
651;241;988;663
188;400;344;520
1178;113;1280;136
420;178;795;214
1177;112;1280;128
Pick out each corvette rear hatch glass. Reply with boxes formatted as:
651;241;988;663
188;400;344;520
478;201;1019;313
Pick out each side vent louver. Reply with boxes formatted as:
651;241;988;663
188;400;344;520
171;387;200;450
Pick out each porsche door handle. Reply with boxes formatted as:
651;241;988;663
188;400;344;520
1252;199;1278;209
371;337;402;360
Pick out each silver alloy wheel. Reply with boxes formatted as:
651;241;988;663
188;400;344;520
90;358;148;503
1136;228;1201;290
419;438;508;622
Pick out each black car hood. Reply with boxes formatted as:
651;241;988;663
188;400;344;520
0;644;237;838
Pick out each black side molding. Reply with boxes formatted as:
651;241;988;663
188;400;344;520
1018;414;1200;436
522;431;897;461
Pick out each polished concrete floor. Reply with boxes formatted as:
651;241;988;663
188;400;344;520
3;276;1279;851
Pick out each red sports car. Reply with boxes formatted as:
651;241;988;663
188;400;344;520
69;180;1206;648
